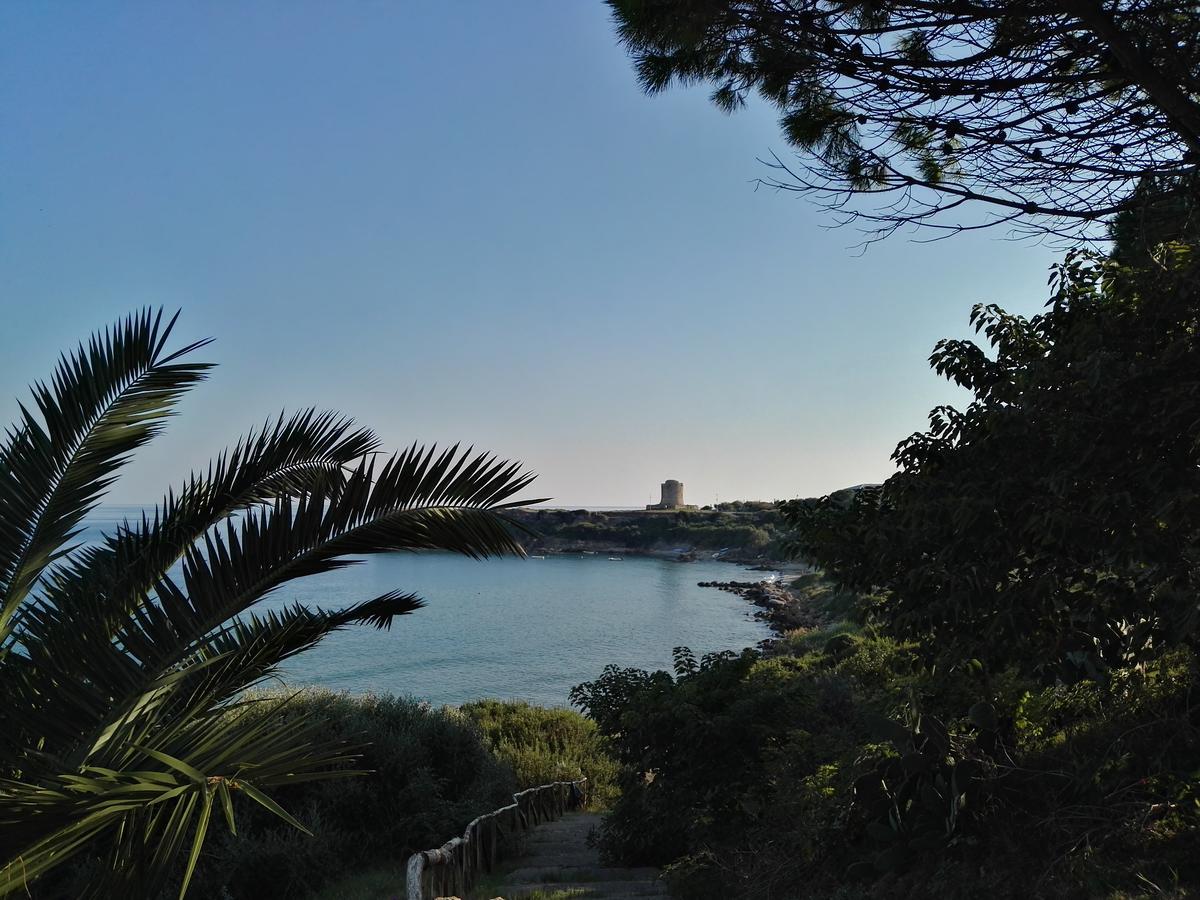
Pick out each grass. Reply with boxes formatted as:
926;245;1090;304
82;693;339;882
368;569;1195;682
780;617;860;656
776;572;874;656
461;700;620;809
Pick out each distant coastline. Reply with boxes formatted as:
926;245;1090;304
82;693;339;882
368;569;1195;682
507;503;790;567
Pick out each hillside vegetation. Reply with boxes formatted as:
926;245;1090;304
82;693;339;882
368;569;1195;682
35;692;616;900
509;504;785;560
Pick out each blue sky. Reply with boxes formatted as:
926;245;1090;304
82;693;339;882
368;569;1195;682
0;1;1059;507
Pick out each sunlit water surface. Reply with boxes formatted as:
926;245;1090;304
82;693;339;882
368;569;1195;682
82;507;772;707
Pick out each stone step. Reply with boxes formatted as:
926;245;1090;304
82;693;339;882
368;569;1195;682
500;880;668;898
487;812;662;900
504;868;604;883
502;866;661;883
520;841;594;853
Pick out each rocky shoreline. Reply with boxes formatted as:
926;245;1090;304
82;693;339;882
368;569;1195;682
697;579;826;650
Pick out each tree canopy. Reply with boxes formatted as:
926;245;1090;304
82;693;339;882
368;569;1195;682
608;0;1200;240
781;244;1200;678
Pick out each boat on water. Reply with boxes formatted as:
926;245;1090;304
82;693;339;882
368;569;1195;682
607;556;623;561
530;555;546;560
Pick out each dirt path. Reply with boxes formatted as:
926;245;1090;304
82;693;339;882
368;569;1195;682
484;812;666;899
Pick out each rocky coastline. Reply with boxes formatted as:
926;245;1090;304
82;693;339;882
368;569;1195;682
697;578;826;650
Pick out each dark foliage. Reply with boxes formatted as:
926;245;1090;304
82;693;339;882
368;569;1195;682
574;633;1200;898
783;246;1200;681
513;507;781;555
175;692;516;900
607;0;1200;240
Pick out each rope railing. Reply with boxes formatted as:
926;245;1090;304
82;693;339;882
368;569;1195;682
405;777;588;900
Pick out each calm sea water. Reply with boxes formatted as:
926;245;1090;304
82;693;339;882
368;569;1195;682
79;507;772;707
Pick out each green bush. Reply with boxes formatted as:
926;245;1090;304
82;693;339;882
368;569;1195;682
460;700;619;808
571;647;862;876
151;693;624;900
573;633;1200;899
186;690;517;900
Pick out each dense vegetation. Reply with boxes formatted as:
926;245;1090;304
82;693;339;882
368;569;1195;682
154;693;516;900
511;507;783;558
38;692;615;900
784;246;1200;683
581;12;1200;895
574;578;1200;898
564;246;1200;900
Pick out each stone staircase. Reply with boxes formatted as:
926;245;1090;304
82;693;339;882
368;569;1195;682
487;812;666;900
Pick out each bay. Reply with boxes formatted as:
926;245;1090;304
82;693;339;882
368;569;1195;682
80;507;773;707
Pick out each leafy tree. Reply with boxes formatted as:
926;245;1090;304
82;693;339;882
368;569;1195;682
1109;173;1200;265
783;245;1200;679
0;311;537;898
570;648;815;871
572;633;1200;897
606;0;1200;240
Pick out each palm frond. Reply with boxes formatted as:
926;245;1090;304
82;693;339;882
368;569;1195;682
1;311;544;898
1;695;358;899
11;409;378;649
0;310;211;635
8;444;535;816
3;411;382;768
164;592;426;719
115;446;535;683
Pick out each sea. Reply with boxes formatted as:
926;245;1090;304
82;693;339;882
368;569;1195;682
79;507;773;708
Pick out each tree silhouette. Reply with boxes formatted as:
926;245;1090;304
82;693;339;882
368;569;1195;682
608;0;1200;241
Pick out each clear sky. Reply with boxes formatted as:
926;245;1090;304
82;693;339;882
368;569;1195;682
0;1;1060;507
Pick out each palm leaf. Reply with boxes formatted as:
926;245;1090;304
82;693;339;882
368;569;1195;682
11;408;379;649
3;411;382;768
0;311;544;898
1;695;358;899
0;309;212;635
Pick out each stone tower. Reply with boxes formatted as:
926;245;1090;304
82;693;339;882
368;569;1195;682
648;479;687;510
660;479;684;508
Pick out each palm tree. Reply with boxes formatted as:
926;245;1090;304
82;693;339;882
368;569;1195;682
0;310;538;898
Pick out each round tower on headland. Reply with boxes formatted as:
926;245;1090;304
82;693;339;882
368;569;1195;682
648;479;691;510
660;479;683;508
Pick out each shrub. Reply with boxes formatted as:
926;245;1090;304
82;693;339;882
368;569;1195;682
186;690;516;900
571;647;861;874
573;630;1200;899
460;700;619;809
